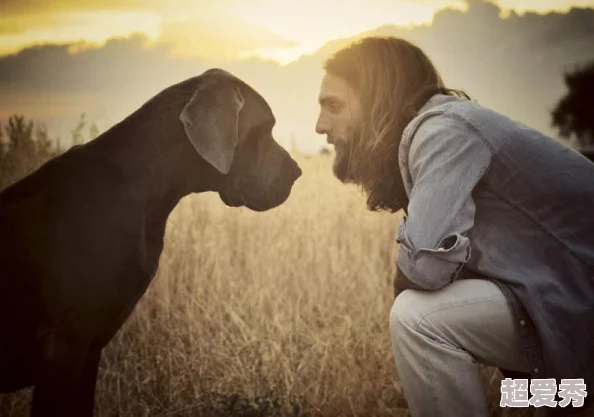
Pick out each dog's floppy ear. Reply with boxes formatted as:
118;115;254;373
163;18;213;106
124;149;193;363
179;79;245;174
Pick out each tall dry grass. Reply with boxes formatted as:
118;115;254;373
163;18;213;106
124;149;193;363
1;154;518;417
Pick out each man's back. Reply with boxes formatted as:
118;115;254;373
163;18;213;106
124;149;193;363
399;94;594;391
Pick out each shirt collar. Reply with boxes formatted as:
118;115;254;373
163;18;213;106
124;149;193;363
416;93;460;115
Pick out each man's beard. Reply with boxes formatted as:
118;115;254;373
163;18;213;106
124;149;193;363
331;125;360;184
332;141;354;183
330;128;409;213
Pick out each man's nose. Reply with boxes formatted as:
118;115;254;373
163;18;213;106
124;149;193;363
315;113;329;135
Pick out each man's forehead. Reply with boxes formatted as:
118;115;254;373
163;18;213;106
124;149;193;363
318;73;352;102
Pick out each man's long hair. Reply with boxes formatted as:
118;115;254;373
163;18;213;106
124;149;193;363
323;36;469;212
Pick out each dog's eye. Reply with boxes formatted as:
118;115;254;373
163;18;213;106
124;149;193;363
250;124;272;139
242;129;262;151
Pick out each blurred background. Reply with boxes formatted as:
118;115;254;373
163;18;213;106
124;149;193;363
1;0;593;154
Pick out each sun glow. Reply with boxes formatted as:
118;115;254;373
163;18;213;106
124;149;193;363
2;1;593;64
231;0;465;64
0;11;161;57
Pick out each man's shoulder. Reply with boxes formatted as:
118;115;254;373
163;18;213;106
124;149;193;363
397;96;495;193
402;100;490;157
402;94;482;143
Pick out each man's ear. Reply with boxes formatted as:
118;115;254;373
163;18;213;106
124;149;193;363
179;79;245;174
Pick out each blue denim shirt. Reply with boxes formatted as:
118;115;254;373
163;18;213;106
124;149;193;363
396;94;594;389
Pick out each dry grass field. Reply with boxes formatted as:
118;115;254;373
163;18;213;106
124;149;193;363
0;153;523;417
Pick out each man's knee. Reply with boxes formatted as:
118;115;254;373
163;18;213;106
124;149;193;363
389;289;427;343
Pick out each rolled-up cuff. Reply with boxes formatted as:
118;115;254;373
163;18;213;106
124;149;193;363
396;218;471;290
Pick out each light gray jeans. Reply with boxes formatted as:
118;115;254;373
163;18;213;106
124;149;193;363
389;278;551;417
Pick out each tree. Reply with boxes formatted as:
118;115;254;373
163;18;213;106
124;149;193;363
0;122;4;162
1;115;37;186
35;123;57;162
0;115;61;190
71;113;87;146
551;61;594;156
89;122;100;141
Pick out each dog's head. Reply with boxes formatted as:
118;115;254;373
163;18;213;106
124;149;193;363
179;68;301;211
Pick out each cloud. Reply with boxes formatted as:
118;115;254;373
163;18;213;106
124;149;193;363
311;2;594;141
1;1;594;152
0;34;208;138
155;12;298;61
0;0;297;60
0;0;154;34
0;0;153;16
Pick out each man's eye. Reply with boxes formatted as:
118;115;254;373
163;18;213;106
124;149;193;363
328;102;342;113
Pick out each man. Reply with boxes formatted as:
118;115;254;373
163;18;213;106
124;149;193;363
315;36;594;417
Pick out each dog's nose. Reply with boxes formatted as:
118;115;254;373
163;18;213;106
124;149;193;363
283;158;302;180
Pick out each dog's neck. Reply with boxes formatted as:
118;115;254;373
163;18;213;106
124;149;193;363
85;110;224;222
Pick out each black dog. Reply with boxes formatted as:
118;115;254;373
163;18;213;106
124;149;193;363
0;68;301;416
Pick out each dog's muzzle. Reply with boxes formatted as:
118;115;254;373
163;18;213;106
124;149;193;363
282;158;302;182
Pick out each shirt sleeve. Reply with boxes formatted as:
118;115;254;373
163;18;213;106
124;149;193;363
396;113;493;290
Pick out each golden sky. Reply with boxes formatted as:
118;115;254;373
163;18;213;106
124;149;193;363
2;0;594;64
2;0;594;154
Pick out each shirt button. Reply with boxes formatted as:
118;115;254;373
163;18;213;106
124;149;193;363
534;368;539;374
520;320;526;326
